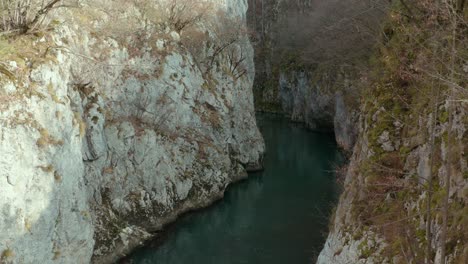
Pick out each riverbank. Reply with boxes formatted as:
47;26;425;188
124;114;343;263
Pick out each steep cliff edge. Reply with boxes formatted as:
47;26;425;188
0;0;264;263
318;2;467;263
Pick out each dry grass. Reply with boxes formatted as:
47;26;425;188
1;248;14;262
73;111;86;138
54;170;62;182
36;127;64;148
24;218;32;232
38;164;54;173
47;82;64;104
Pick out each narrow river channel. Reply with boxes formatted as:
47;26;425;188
124;114;343;264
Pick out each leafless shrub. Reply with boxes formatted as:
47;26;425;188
130;0;213;33
0;0;63;34
179;8;250;78
130;89;176;135
205;12;249;74
227;45;248;80
180;27;208;68
162;0;213;33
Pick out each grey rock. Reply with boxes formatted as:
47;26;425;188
0;0;264;263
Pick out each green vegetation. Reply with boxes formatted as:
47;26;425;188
0;38;15;80
358;239;374;259
347;0;467;262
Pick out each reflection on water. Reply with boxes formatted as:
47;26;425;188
125;114;342;264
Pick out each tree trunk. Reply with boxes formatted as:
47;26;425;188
425;82;439;264
439;4;458;263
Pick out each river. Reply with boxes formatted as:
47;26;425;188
124;114;342;264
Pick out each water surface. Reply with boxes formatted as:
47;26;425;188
125;114;342;264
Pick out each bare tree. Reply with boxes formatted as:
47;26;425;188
0;0;63;34
227;45;248;80
181;9;249;77
425;82;439;264
165;0;212;33
272;0;389;68
204;13;248;75
439;1;461;263
132;0;212;33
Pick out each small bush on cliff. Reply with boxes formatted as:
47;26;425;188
129;0;213;33
77;0;247;79
158;0;213;33
0;248;14;262
0;0;63;34
0;38;14;79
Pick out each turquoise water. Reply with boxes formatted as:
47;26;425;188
124;114;342;264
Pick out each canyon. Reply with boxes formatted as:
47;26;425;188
0;0;467;264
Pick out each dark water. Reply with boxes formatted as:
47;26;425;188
125;114;342;264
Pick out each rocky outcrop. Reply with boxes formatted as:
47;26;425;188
0;0;264;263
317;2;468;261
318;101;467;264
278;71;334;130
280;70;358;148
258;68;358;150
334;92;358;151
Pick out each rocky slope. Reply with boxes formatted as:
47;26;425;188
318;2;468;263
0;0;264;263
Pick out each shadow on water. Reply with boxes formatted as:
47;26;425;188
123;114;344;264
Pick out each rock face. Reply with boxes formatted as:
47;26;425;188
253;62;359;151
316;3;468;262
276;70;358;149
278;71;334;130
247;0;363;151
0;0;264;263
318;103;467;264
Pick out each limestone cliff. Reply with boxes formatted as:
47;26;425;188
0;0;264;263
318;2;467;263
276;69;359;150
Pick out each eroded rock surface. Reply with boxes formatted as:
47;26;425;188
0;0;264;263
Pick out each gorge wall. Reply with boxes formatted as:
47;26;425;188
248;0;467;263
247;0;386;150
317;2;467;262
0;0;264;263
